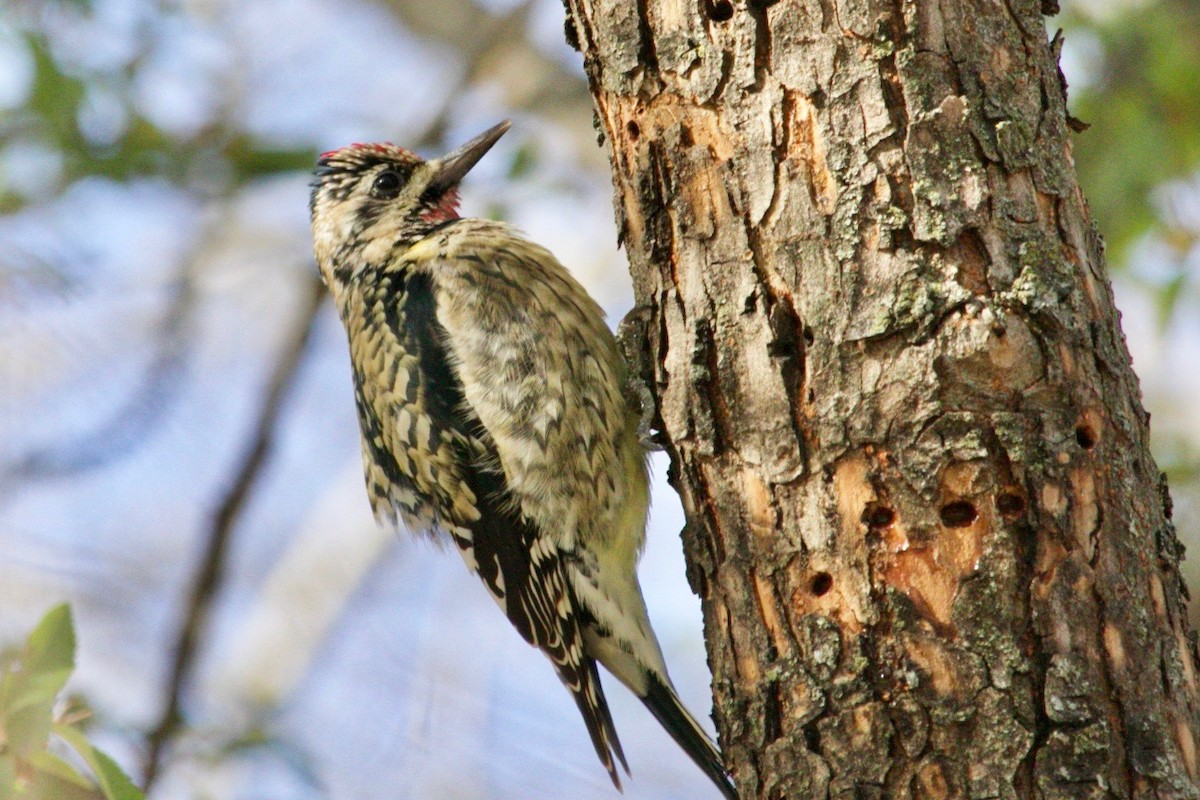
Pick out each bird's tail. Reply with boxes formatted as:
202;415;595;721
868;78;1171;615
558;657;629;790
640;675;738;800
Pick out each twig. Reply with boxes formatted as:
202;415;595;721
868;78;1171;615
141;275;327;788
384;0;592;132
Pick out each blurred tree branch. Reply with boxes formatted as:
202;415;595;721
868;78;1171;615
385;0;600;159
141;275;325;788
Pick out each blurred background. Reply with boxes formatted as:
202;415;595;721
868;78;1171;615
0;0;1197;798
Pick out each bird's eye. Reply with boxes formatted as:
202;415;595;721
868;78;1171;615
371;170;402;199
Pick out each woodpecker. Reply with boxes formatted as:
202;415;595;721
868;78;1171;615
309;121;736;799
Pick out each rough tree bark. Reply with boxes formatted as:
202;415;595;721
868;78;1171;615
562;0;1200;798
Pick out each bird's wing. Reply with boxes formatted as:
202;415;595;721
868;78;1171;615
347;266;479;531
416;224;630;554
368;266;629;786
457;441;630;788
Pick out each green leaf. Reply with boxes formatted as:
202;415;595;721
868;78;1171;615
0;753;18;800
0;605;76;756
25;36;86;142
23;604;75;679
1;666;72;717
25;750;95;788
222;135;316;180
54;724;145;800
1067;0;1200;280
23;769;103;800
0;605;137;799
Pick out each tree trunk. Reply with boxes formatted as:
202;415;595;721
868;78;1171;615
561;0;1200;798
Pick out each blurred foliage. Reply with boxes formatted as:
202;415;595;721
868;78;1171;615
1065;0;1200;320
5;2;1194;290
0;26;312;214
0;605;144;800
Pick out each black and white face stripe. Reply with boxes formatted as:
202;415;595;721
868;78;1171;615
311;155;417;204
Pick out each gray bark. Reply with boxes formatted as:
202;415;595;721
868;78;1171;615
562;0;1200;798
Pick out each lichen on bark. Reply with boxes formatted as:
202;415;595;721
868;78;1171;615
564;0;1200;797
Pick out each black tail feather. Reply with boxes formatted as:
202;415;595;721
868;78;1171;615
641;675;737;800
564;657;629;790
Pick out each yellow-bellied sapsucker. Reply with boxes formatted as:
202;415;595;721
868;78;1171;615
309;121;735;799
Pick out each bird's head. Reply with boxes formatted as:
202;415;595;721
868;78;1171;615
309;120;510;287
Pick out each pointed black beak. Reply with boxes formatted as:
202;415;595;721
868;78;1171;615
428;120;511;195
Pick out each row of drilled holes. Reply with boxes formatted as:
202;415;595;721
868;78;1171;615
806;490;1034;597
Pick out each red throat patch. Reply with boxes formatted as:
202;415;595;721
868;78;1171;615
422;188;461;223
